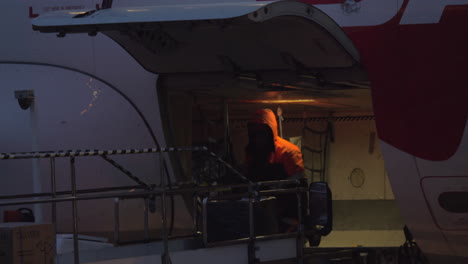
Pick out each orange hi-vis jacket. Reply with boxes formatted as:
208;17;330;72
247;109;304;178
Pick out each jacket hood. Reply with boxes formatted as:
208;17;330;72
248;109;278;139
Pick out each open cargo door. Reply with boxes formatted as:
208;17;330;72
32;1;361;75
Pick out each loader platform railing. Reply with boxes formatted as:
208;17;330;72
0;146;309;264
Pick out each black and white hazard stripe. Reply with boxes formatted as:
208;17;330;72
280;115;376;123
0;146;208;160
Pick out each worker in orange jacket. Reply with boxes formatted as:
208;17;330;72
245;109;305;232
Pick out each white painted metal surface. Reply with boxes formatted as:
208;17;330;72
380;140;455;257
32;2;269;27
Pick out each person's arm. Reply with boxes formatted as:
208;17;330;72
282;149;305;179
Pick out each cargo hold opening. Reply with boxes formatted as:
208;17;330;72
160;67;404;247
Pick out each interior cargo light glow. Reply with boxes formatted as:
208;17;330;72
270;83;300;90
241;99;317;104
127;9;149;12
269;83;313;91
68;11;87;15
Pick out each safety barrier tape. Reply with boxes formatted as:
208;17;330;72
0;146;207;160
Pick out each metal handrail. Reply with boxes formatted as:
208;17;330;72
0;185;145;200
0;146;308;264
0;183;306;208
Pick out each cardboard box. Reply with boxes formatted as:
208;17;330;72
0;223;55;264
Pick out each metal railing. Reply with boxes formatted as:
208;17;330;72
0;146;308;264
